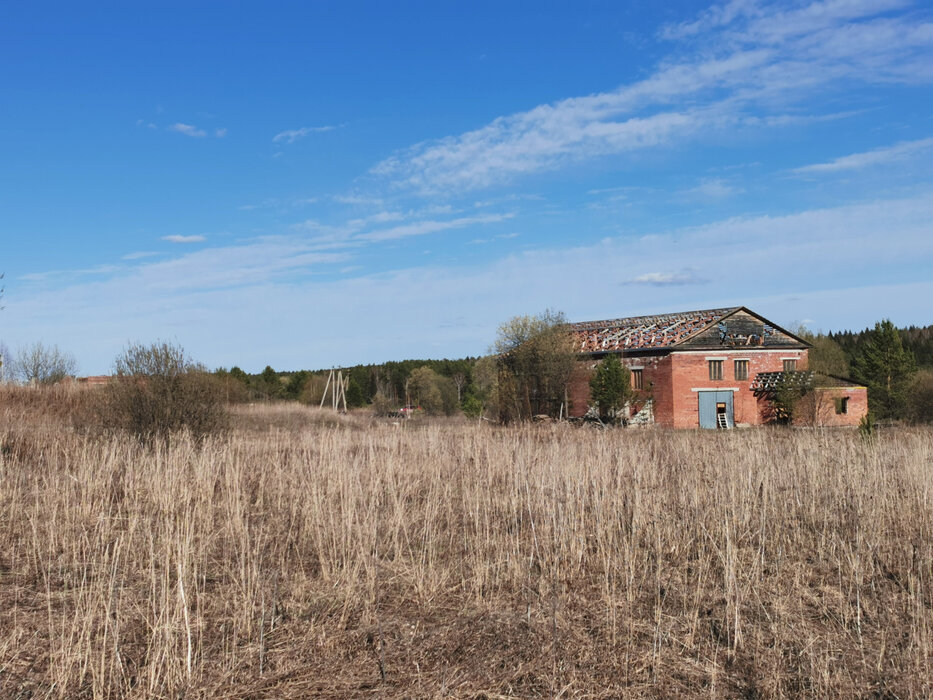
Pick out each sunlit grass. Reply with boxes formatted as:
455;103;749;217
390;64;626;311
1;389;931;697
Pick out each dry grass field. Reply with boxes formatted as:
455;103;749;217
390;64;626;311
1;387;932;698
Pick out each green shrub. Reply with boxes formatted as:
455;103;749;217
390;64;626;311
858;412;875;441
589;354;632;423
462;394;483;419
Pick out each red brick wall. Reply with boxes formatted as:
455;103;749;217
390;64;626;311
793;386;868;427
567;362;594;417
669;350;807;428
632;354;673;426
568;353;673;422
569;348;811;428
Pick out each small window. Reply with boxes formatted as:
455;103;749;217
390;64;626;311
708;360;723;381
783;359;797;372
734;359;749;381
632;369;643;390
835;397;849;415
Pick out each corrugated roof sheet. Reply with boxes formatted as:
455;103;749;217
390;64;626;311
569;307;740;352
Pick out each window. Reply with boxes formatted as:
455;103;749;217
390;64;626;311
708;360;723;381
632;369;643;390
734;359;749;381
783;359;797;372
835;397;849;415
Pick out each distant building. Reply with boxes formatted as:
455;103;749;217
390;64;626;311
567;306;868;428
75;375;111;387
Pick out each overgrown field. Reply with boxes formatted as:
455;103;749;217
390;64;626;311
1;390;932;697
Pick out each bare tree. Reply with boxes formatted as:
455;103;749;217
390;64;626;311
452;372;466;402
106;341;228;442
0;341;10;383
494;309;575;422
11;342;78;385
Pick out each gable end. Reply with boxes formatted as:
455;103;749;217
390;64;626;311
673;308;810;350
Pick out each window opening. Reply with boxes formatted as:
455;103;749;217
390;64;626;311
734;359;749;381
708;360;723;381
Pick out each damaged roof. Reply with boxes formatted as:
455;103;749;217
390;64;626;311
569;305;811;353
570;307;741;352
751;371;865;393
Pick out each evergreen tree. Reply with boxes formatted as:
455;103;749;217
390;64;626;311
229;366;249;383
260;365;283;398
285;370;310;399
851;319;917;420
908;370;933;424
589;354;632;422
345;378;366;408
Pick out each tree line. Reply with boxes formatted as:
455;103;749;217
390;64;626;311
212;356;496;418
803;320;930;423
2;313;931;424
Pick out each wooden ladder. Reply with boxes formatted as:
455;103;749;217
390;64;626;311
717;412;729;430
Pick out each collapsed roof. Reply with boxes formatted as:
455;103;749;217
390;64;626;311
569;306;809;354
570;307;739;352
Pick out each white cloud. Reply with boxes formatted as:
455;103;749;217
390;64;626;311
660;0;911;42
136;239;349;291
7;191;933;372
356;213;514;242
793;136;933;173
122;251;158;260
169;123;207;138
237;196;319;211
215;128;228;138
331;193;385;207
273;125;338;144
622;268;710;286
292;206;503;247
682;178;742;198
372;0;933;193
162;235;206;243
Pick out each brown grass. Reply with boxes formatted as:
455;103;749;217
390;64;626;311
1;387;931;697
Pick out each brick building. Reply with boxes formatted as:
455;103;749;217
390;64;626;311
567;306;868;428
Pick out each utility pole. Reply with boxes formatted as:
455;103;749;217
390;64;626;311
319;368;348;412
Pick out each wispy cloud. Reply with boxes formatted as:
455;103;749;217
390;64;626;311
682;177;743;199
356;213;514;242
372;0;933;193
793;136;933;174
331;193;385;207
138;120;225;137
237;196;318;211
20;264;121;282
273;125;339;144
291;205;504;247
11;191;932;373
622;268;710;286
136;239;350;291
162;235;206;243
122;251;158;260
169;123;207;138
468;232;521;245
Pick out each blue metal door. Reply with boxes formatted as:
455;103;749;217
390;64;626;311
698;391;733;429
699;391;717;428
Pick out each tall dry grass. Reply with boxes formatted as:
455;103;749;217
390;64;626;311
1;391;931;697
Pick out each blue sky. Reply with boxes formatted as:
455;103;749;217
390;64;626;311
2;0;933;374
